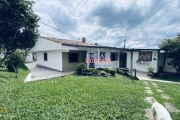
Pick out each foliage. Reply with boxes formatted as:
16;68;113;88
92;69;98;75
158;34;180;77
109;69;116;76
75;63;86;75
100;71;106;76
4;51;24;72
0;0;40;63
147;65;155;73
0;69;148;119
103;68;110;73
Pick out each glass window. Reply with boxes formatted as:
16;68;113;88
138;51;152;61
69;53;78;62
44;53;47;61
111;52;118;61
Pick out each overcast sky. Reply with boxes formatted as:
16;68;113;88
33;0;180;48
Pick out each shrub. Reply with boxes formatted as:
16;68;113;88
103;68;110;73
109;69;116;76
100;71;106;76
75;63;86;75
5;51;24;72
92;69;98;75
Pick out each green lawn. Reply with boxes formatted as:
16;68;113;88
1;67;180;119
146;81;180;119
0;67;149;119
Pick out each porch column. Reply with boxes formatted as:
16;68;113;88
98;48;100;67
130;51;133;78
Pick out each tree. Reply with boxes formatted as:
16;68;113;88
4;51;24;78
158;34;180;77
0;0;40;63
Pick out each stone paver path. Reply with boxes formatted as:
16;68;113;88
156;89;164;92
144;81;179;120
145;86;150;90
146;89;153;94
161;94;171;100
165;102;180;112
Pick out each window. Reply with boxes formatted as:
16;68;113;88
138;51;152;61
111;52;118;61
44;53;47;61
69;53;78;62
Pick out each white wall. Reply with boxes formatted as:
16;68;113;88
164;57;177;73
31;37;81;52
25;53;33;63
36;50;62;71
127;50;159;73
86;48;119;69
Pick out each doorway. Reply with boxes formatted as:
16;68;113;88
119;53;127;68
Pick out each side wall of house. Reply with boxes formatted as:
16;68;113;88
62;52;85;71
164;57;177;73
158;53;177;73
36;50;62;71
127;50;159;73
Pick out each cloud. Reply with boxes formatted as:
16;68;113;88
33;0;180;48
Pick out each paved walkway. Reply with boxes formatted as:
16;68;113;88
24;63;74;82
136;71;180;84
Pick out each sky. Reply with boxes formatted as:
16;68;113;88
33;0;180;48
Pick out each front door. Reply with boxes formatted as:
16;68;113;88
119;53;127;68
89;53;95;68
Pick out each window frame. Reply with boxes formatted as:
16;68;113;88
138;51;152;61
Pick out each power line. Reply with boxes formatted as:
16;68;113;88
39;21;79;40
39;30;63;39
62;0;85;23
64;0;88;25
1;3;80;40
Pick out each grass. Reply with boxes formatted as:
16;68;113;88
1;66;180;120
152;72;180;82
0;67;149;120
145;81;180;119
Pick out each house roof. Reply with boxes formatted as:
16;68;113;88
41;36;95;46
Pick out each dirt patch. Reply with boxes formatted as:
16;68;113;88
145;87;150;89
156;89;164;92
161;94;171;100
165;102;179;112
145;108;154;120
145;97;156;104
146;90;153;94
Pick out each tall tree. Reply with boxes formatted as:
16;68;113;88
0;0;40;63
158;34;180;77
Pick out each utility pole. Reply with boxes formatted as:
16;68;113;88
124;39;126;48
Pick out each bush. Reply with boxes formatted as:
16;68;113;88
92;69;98;75
75;63;86;75
100;71;106;76
5;51;24;72
109;70;116;76
103;68;110;73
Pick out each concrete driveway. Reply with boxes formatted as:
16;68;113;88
25;63;74;82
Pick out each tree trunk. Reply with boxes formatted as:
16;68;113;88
178;65;180;78
12;65;18;78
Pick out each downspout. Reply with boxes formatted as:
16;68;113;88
98;48;100;68
162;52;167;72
130;51;133;78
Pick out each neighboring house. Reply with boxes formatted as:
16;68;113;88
30;36;177;73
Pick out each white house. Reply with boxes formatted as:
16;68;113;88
30;36;176;73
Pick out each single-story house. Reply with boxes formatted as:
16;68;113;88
30;36;176;73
